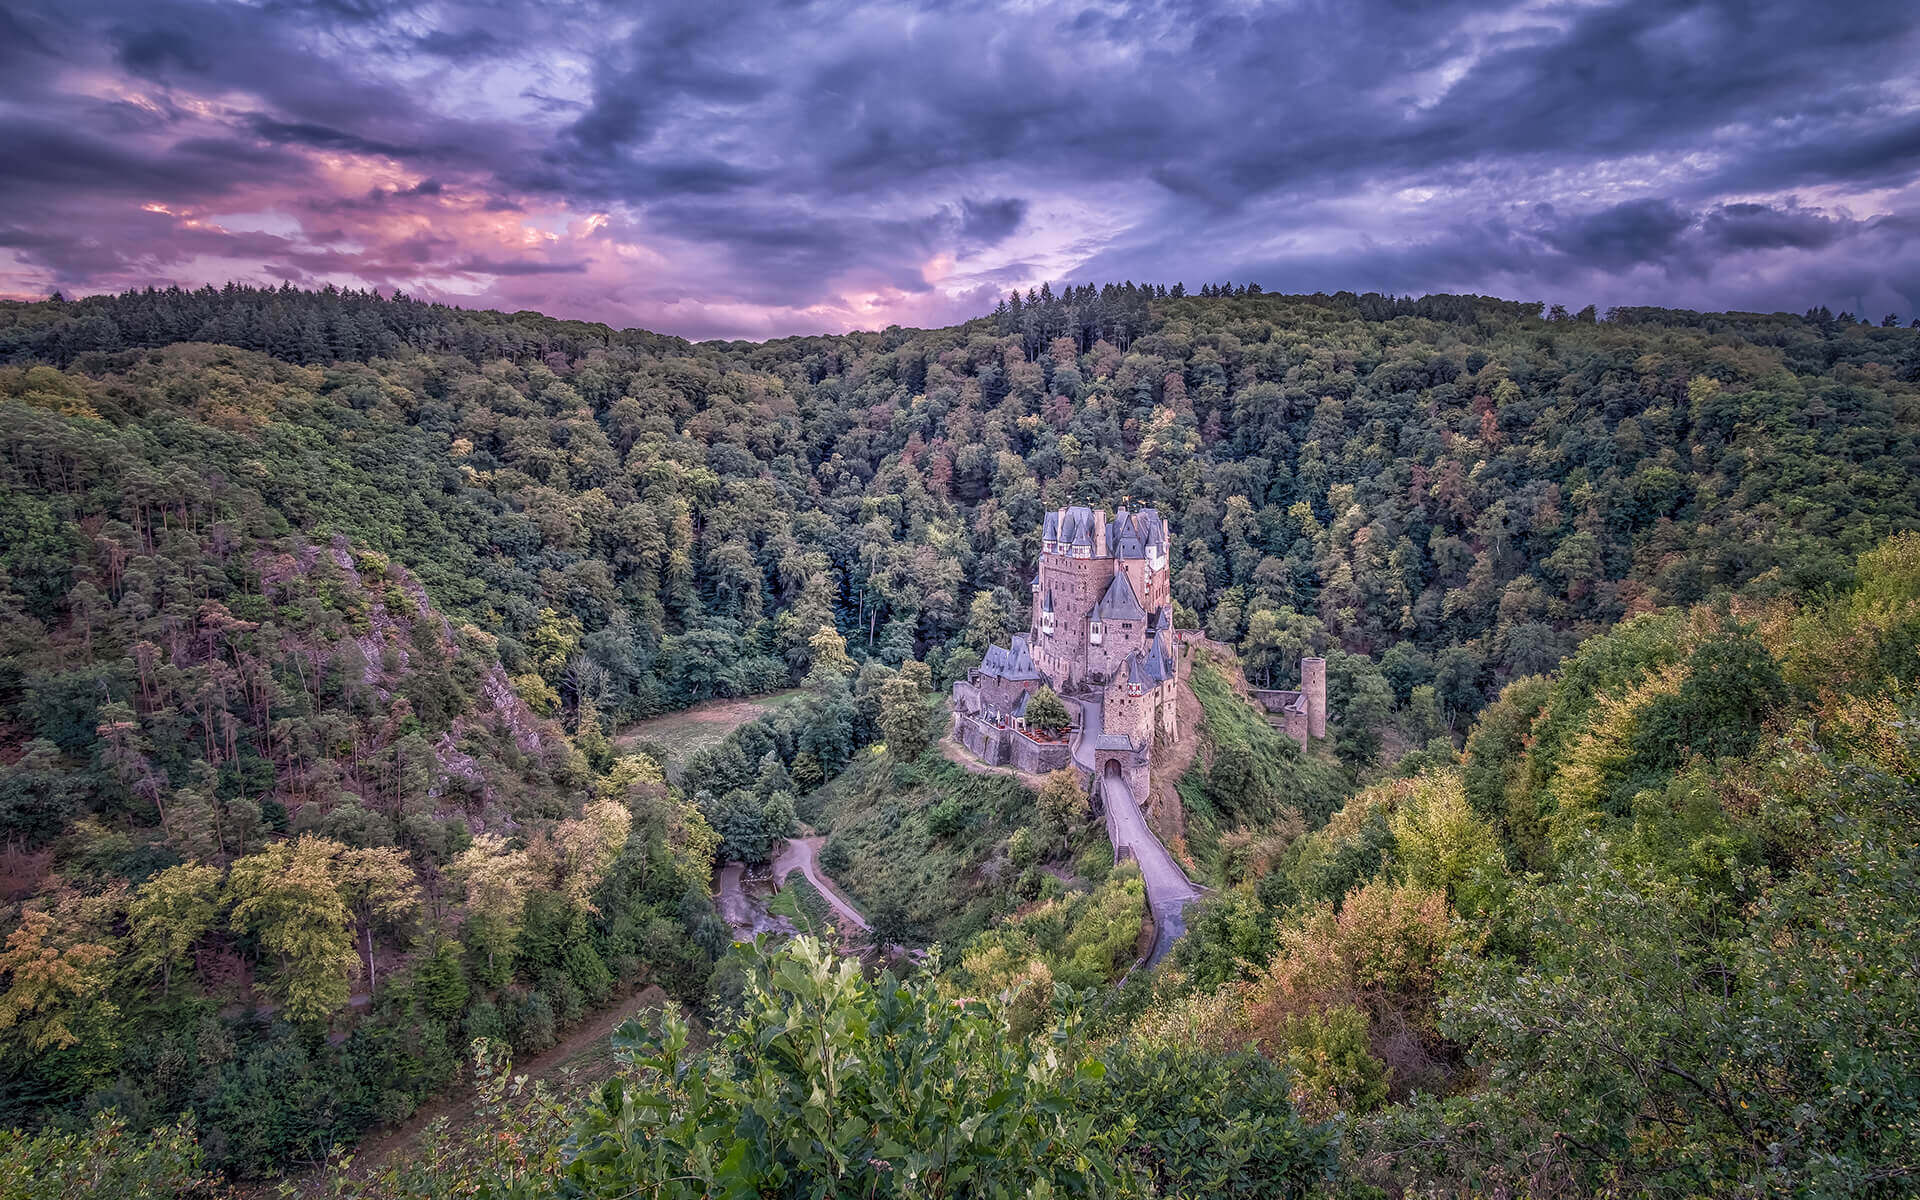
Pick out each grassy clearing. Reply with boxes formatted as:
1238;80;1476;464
613;688;808;778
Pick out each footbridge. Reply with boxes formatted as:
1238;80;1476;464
1066;695;1202;967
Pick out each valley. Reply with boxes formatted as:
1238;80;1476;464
1;283;1916;1198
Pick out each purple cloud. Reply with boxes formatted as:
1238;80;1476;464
0;0;1914;336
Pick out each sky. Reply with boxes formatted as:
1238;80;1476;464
1;0;1917;341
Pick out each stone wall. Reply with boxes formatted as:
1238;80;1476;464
1252;686;1314;749
1281;708;1308;745
1094;756;1151;823
952;711;1070;775
953;713;1005;765
1087;615;1150;682
1155;678;1179;743
1104;682;1147;745
1033;549;1114;688
1010;735;1072;774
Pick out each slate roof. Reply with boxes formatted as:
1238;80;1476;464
1093;570;1147;622
1042;505;1168;559
1126;645;1173;686
981;633;1041;681
1111;508;1146;559
1094;733;1136;751
1145;631;1176;680
1045;506;1101;551
1135;508;1168;549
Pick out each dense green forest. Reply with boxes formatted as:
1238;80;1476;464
2;283;1918;1192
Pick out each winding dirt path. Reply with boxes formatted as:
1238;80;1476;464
770;836;870;931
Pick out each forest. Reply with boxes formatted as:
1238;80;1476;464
1;281;1917;1194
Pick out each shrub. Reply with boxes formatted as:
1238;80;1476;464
1266;1004;1389;1117
507;990;556;1055
0;1110;218;1199
924;796;965;837
1074;842;1114;883
817;837;851;874
1100;1044;1340;1198
563;938;1134;1197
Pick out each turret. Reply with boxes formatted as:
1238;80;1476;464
1301;656;1327;739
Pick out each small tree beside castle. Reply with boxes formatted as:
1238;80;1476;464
1025;686;1070;736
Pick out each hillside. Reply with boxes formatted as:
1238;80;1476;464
1153;531;1920;1196
1169;651;1350;884
2;284;1919;1191
26;531;1913;1198
0;500;726;1174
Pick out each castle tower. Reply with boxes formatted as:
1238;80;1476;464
1301;656;1327;739
1031;505;1173;693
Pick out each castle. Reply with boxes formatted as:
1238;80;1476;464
952;505;1328;788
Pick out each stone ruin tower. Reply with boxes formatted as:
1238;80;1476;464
1251;656;1328;748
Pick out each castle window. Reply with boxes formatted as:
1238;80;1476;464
1089;620;1103;644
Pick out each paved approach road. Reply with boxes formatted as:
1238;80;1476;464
1069;696;1202;967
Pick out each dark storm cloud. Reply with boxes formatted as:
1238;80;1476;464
451;256;591;276
1542;200;1696;271
958;198;1027;248
411;28;501;60
0;0;1916;332
0;118;305;199
246;116;420;158
1703;204;1849;252
112;26;212;75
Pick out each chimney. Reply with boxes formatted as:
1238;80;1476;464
1301;656;1327;740
1092;509;1107;556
